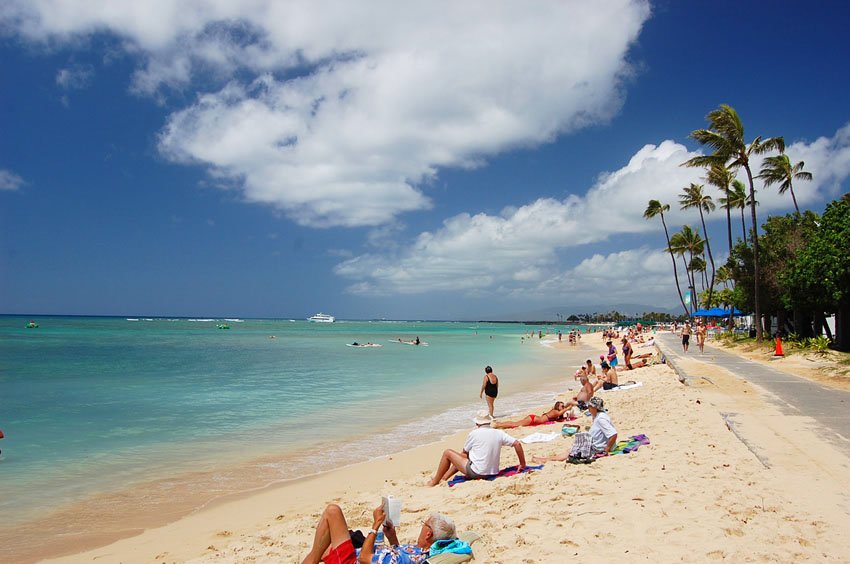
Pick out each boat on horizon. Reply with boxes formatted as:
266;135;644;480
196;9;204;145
308;313;335;323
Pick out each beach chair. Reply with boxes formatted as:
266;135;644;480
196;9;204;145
424;531;481;564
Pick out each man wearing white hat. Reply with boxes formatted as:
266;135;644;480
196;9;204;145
425;410;526;486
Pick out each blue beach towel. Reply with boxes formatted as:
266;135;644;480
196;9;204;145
447;464;544;487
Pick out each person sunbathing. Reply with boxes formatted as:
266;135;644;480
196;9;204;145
301;501;456;564
426;410;525;486
532;397;618;462
493;401;569;429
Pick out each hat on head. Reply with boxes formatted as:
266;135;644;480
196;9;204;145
588;396;606;412
473;410;493;425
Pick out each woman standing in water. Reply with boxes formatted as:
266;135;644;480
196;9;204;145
479;365;499;419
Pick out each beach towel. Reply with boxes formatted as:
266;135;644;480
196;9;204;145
520;432;559;444
609;434;650;455
424;532;481;564
447;464;544;487
600;382;643;392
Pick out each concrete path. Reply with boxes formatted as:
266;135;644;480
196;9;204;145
655;332;850;457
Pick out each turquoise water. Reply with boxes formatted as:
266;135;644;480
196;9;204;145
0;316;589;551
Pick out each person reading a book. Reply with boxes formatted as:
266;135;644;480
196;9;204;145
300;501;457;564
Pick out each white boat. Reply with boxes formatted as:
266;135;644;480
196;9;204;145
308;313;335;323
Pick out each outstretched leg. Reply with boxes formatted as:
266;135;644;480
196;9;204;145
493;415;532;429
301;504;352;564
426;449;469;486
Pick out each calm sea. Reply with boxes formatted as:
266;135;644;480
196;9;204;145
0;315;590;559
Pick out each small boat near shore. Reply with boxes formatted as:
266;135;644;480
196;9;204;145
308;313;335;323
346;342;382;348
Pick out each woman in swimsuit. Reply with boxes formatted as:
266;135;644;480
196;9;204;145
493;402;568;429
480;365;499;419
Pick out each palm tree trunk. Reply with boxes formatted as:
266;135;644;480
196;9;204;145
661;214;689;316
740;207;747;244
789;186;800;214
725;187;733;256
679;255;692;313
745;164;762;341
698;208;717;308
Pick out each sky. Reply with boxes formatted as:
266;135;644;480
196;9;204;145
2;0;850;320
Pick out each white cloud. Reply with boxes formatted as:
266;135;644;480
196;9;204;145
1;0;653;227
0;169;24;191
335;124;850;296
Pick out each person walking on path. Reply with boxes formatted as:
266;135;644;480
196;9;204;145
480;365;499;419
696;321;707;353
681;322;691;352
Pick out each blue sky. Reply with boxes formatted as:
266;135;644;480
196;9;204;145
2;0;850;320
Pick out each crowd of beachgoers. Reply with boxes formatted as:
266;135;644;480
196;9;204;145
45;324;850;563
302;325;663;564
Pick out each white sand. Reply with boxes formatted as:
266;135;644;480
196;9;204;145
43;334;850;563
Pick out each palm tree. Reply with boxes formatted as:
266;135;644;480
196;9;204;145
758;154;812;214
679;183;717;307
716;264;732;289
683;104;784;341
720;179;751;244
644;199;689;316
706;163;736;256
671;226;704;312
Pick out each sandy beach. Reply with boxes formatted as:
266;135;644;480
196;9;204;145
41;333;850;563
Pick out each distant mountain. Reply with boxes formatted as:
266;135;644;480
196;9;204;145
489;303;681;322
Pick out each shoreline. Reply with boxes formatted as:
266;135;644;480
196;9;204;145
42;330;850;562
8;335;595;563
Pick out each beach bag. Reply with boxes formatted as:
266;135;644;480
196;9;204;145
567;432;594;464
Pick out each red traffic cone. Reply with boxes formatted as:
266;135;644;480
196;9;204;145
774;336;784;357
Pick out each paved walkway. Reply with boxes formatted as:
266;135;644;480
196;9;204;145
655;332;850;457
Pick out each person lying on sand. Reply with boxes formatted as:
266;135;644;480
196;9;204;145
532;397;618;462
426;410;525;486
300;501;456;564
493;401;570;429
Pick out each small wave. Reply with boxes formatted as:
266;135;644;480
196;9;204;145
224;319;244;323
126;318;139;322
188;319;215;322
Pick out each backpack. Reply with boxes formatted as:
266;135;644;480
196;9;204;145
567;432;595;464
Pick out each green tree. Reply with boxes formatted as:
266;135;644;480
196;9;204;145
679;182;717;307
758;154;812;214
644;199;689;316
782;198;850;350
683;104;784;341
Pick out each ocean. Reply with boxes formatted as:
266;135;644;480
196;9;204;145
0;315;591;559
